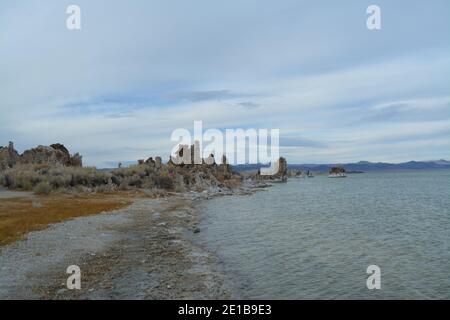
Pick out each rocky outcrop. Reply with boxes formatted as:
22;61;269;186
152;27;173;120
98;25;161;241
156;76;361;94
21;144;82;167
274;157;288;181
70;153;83;167
2;139;290;194
0;142;82;170
145;157;156;167
165;143;242;191
253;157;288;182
0;142;20;170
329;167;346;174
155;157;162;168
218;154;231;179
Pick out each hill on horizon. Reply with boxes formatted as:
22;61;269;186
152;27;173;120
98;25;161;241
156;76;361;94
233;160;450;172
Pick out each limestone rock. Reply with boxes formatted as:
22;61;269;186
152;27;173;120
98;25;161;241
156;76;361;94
145;157;156;167
0;141;19;170
329;167;346;174
254;157;288;182
1;141;82;169
155;157;162;168
275;157;288;181
70;153;83;167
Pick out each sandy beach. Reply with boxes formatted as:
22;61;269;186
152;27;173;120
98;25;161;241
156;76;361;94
0;192;239;300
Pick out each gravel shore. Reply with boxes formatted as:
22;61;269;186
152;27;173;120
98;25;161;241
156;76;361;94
0;193;238;299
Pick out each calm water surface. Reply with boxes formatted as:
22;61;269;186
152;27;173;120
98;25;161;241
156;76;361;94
198;170;450;299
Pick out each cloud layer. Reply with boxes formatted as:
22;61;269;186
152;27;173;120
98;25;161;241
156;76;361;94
1;0;449;166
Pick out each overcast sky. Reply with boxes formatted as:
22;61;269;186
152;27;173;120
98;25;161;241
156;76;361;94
1;0;449;167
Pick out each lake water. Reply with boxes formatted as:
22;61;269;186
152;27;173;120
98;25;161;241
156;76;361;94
198;170;450;299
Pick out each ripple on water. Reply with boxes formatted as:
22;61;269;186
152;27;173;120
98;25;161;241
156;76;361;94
198;170;450;299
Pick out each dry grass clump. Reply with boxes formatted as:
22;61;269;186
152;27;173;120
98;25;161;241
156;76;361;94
34;181;52;195
0;194;133;246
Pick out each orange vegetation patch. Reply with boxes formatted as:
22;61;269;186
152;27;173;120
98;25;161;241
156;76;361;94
0;193;134;246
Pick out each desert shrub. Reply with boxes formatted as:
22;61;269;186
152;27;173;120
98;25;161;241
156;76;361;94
33;163;51;171
130;165;147;179
95;184;107;193
126;174;143;188
2;173;12;188
89;171;110;186
154;175;174;190
144;166;156;176
0;172;6;186
3;168;37;190
95;179;117;193
110;175;121;186
174;183;186;193
112;169;125;179
0;160;234;194
173;174;186;193
140;178;155;189
34;181;52;195
119;180;129;191
61;167;102;187
48;173;71;188
74;185;85;193
113;164;148;179
19;179;33;191
70;169;90;186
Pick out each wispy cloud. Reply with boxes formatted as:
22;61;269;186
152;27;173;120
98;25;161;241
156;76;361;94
360;97;450;122
280;137;328;149
236;101;260;109
168;90;238;102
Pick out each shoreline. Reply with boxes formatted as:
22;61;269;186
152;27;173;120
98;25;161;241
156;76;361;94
0;182;268;299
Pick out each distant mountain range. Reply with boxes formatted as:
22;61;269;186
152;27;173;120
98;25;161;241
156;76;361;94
233;160;450;172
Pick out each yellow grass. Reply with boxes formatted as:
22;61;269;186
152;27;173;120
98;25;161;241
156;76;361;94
0;193;134;246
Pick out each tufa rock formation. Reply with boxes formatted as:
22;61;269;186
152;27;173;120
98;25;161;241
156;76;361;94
329;167;346;174
0;141;82;170
166;143;241;191
276;157;288;181
145;157;156;167
254;156;288;182
21;144;83;167
155;156;162;168
0;142;20;170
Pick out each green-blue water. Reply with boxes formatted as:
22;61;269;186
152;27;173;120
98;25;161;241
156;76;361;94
198;170;450;299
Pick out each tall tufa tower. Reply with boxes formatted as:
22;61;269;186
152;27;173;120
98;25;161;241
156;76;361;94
8;141;14;154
